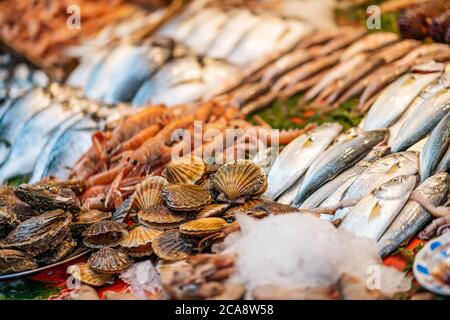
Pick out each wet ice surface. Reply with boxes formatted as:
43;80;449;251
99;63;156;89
224;213;411;297
120;260;163;300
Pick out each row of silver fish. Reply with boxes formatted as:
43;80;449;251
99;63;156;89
157;2;312;66
361;61;450;180
0;84;130;184
261;108;449;257
68;37;236;107
66;0;313;107
210;28;450;115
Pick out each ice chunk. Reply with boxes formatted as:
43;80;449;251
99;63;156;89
224;213;410;297
120;260;165;300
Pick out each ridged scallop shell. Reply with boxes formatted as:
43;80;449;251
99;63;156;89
195;203;231;219
179;218;228;236
67;262;114;286
121;226;163;248
137;204;187;230
161;184;211;211
87;247;133;274
72;210;112;235
82;221;128;249
162;155;206;185
152;230;193;261
132;176;168;211
213;160;267;203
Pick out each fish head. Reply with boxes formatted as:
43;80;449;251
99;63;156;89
373;175;417;200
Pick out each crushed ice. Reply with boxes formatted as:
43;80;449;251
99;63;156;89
224;213;411;296
120;260;163;300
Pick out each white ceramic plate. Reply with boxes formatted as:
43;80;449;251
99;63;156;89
413;233;450;296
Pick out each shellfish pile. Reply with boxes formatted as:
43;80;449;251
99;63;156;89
63;158;302;292
0;181;84;275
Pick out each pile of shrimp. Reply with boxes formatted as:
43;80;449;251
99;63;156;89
70;101;307;211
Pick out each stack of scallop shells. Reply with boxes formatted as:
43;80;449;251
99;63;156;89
129;156;269;262
68;156;300;288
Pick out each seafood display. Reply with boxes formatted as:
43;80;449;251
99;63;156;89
66;0;314;106
0;0;450;302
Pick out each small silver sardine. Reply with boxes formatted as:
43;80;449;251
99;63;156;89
183;9;228;55
102;43;173;104
172;8;220;41
148;81;206;106
392;80;450;152
314;147;389;209
30;113;85;183
378;172;449;257
85;45;135;101
227;17;288;66
264;123;342;200
67;49;109;88
132;56;203;106
419;112;450;181
340;175;417;241
363;68;442;130
333;151;419;221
